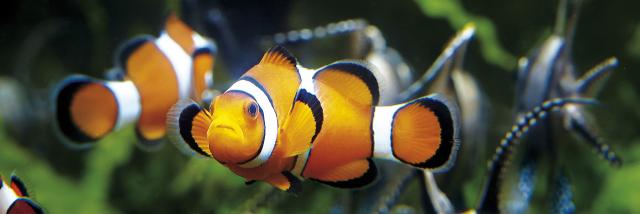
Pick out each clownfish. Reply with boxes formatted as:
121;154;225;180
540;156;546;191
54;15;217;146
0;174;43;214
168;46;459;192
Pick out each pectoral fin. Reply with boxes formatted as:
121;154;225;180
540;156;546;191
281;90;323;157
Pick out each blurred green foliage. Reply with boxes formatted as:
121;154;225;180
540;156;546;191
414;0;517;70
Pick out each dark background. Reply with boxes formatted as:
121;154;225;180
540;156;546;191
0;0;638;213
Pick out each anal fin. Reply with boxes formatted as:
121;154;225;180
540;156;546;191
265;172;302;194
311;159;377;189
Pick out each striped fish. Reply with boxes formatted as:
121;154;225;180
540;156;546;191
54;15;216;146
168;46;459;192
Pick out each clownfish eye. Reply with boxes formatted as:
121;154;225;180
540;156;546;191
247;101;258;119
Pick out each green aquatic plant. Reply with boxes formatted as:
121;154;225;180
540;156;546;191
0;118;135;213
414;0;517;70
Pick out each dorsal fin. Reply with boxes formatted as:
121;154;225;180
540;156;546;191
114;36;155;72
165;14;196;54
243;46;301;127
10;174;29;197
313;61;380;106
259;46;297;68
191;46;216;101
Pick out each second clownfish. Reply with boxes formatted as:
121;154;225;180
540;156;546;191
168;46;459;192
54;15;216;146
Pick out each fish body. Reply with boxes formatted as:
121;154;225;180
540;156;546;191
169;46;459;192
0;174;42;214
54;15;216;146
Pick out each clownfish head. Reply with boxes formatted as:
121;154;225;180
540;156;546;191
207;91;265;164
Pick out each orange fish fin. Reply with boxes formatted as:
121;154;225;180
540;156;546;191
165;14;195;53
191;47;216;101
9;174;29;197
281;90;323;157
265;172;302;194
310;159;377;188
259;46;297;69
167;100;213;157
384;94;459;172
6;198;43;214
245;46;300;126
313;61;380;106
55;78;119;142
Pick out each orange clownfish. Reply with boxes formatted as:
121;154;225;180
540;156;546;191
54;15;216;146
168;46;459;192
0;174;43;214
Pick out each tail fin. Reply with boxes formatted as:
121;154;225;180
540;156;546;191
372;94;459;172
53;75;141;144
166;100;213;158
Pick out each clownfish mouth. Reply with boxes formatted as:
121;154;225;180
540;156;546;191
209;122;244;143
212;124;241;139
215;124;235;131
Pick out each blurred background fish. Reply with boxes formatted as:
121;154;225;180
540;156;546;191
53;15;217;147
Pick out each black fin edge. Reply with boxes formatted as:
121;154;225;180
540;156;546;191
282;171;302;195
193;45;217;57
114;35;155;73
263;45;298;66
394;96;455;170
314;61;380;105
295;89;324;143
176;103;211;157
312;159;378;189
9;174;29;197
53;76;103;143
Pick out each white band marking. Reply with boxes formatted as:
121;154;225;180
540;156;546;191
105;80;141;130
155;32;192;99
226;80;278;168
297;65;317;95
0;180;18;213
372;105;403;159
192;33;210;48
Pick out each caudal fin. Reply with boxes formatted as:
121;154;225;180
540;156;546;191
53;75;141;144
372;94;459;172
